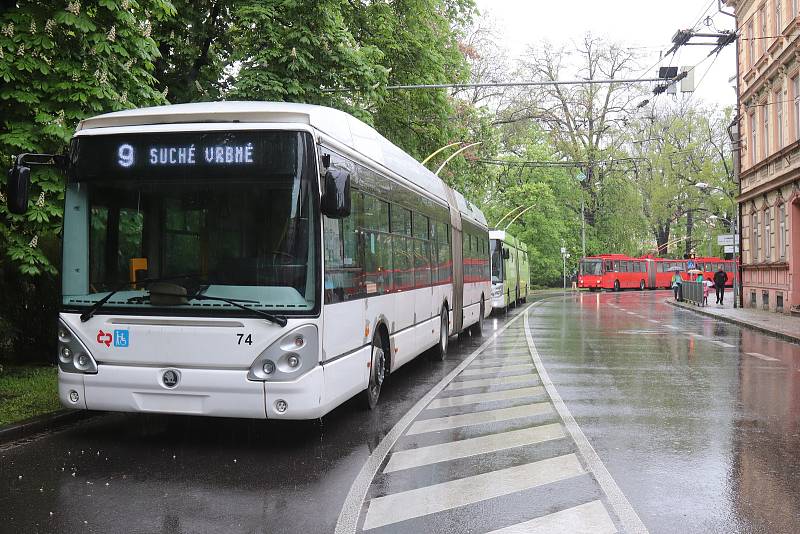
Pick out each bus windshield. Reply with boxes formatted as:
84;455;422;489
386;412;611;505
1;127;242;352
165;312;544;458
580;260;602;276
490;239;504;283
62;130;319;315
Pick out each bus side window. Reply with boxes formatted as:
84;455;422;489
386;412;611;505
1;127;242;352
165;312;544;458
605;260;612;272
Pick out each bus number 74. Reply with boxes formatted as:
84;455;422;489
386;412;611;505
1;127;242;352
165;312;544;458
236;334;253;346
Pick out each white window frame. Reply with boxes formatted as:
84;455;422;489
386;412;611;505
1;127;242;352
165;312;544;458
779;203;787;260
763;103;770;156
750;112;757;165
747;20;755;66
776;0;783;33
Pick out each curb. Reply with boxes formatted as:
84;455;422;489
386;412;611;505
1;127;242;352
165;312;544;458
0;409;95;445
666;299;800;345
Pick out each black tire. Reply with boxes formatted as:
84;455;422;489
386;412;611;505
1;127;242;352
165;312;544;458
639;280;645;291
471;299;486;337
430;307;449;361
613;279;620;292
362;332;386;410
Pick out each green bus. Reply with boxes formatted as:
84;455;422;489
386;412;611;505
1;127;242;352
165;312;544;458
489;230;529;311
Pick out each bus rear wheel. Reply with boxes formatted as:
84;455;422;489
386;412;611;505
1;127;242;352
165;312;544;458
613;280;620;292
471;299;485;337
430;307;449;361
362;332;386;410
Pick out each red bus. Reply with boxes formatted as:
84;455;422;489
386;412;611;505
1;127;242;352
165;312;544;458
578;254;736;291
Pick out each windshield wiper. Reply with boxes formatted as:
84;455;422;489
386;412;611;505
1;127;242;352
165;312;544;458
187;294;288;327
79;273;204;323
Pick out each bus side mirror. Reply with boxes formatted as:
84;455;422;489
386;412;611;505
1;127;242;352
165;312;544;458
6;163;31;215
321;168;351;219
502;248;510;260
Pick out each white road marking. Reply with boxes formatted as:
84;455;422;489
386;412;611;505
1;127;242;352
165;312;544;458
626;311;636;315
426;386;545;409
383;422;564;473
362;454;584;530
524;309;649;534
473;356;531;366
407;403;552;435
446;374;536;391
487;500;616;534
459;363;534;377
746;352;780;362
334;305;533;534
648;319;659;324
664;325;679;330
712;340;735;348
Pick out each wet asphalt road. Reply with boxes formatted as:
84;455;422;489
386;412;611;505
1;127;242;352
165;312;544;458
2;290;800;533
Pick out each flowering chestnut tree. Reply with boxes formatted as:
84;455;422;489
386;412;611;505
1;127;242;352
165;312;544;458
0;0;174;275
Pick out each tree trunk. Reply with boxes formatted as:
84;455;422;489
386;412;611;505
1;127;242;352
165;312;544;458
655;226;670;256
685;210;694;257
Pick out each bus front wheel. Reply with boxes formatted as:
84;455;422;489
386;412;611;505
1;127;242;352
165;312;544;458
363;332;386;410
613;280;620;292
639;280;645;290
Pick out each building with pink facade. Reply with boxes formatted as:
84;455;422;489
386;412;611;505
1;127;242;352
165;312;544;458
729;0;800;314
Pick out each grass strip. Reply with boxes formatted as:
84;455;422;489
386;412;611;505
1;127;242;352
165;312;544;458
0;365;60;426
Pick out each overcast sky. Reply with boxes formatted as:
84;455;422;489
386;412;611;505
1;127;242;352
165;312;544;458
473;0;737;109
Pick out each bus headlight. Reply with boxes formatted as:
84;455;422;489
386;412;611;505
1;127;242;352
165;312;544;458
248;325;318;382
57;320;98;374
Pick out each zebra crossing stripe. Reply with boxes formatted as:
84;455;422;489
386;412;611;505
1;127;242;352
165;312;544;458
407;402;552;435
486;500;616;534
426;386;545;409
362;454;584;530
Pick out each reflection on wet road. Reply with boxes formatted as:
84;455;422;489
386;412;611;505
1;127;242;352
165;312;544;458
534;290;800;533
2;291;800;533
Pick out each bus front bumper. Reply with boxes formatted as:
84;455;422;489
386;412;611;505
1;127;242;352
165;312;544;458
59;364;329;420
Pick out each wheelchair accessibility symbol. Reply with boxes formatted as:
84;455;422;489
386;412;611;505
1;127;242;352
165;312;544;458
113;329;129;348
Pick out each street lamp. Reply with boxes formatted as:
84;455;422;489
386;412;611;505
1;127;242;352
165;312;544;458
575;171;587;257
696;182;739;308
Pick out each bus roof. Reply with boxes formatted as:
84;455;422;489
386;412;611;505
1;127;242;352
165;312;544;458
75;101;487;227
489;230;527;252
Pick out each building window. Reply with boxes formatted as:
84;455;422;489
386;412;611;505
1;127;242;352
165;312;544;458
776;0;783;33
752;210;760;262
779;203;787;260
793;0;798;18
764;207;772;261
777;293;784;311
762;290;770;310
750;112;757;165
760;5;768;54
763;103;770;156
794;76;800;142
776;89;784;149
747;20;755;66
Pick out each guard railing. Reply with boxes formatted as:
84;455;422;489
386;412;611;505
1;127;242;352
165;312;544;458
681;281;705;306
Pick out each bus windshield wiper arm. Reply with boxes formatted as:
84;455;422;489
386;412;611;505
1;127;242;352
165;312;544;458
79;273;203;323
188;294;288;327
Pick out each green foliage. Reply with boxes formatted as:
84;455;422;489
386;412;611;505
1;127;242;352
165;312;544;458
0;0;175;276
230;0;389;121
151;0;235;102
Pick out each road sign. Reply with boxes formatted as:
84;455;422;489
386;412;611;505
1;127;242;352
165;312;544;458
717;234;739;246
723;245;740;254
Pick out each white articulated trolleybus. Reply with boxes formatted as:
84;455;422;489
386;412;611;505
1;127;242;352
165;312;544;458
6;102;491;419
489;230;529;311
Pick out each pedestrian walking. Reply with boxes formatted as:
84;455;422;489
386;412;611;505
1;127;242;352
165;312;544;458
713;267;728;305
703;279;713;306
671;272;683;301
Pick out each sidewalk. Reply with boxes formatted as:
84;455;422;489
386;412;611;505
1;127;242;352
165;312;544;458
668;289;800;344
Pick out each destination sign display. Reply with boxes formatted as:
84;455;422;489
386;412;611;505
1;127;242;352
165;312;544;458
72;131;308;181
